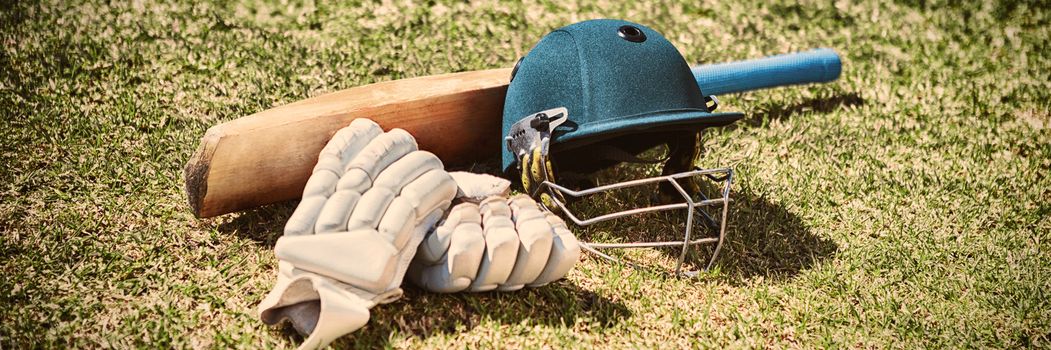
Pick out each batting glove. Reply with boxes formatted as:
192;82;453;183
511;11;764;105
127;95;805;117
257;119;457;350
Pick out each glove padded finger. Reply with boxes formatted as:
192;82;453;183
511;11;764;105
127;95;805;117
408;203;486;293
409;194;580;294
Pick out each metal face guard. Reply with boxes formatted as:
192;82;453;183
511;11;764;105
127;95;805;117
507;107;733;276
537;167;732;276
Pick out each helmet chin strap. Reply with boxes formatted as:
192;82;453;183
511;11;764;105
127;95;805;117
506;107;568;208
506;108;733;276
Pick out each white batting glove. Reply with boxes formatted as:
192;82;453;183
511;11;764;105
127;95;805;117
257;119;457;350
408;190;581;293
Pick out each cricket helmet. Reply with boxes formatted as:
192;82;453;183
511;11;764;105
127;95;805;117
502;19;743;275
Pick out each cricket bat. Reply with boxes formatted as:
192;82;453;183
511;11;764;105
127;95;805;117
185;48;841;218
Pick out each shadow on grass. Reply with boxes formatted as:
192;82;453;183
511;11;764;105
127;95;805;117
217;201;295;246
703;189;838;284
744;92;865;126
561;163;837;284
266;281;629;349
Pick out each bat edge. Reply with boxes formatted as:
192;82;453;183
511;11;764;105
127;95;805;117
184;125;224;218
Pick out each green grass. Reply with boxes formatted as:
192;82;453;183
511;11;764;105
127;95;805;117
2;0;1049;348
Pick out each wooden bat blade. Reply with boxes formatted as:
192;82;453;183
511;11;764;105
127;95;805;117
185;68;512;218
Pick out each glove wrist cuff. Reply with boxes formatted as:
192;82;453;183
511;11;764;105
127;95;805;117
258;274;372;350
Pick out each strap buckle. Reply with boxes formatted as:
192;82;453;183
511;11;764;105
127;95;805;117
504;107;568;164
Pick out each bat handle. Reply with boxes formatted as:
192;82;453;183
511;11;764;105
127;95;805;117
692;48;842;96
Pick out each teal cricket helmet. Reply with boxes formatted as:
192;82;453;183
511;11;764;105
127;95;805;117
501;20;743;274
501;19;744;173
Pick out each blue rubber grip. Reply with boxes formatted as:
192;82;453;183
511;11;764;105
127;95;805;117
691;48;841;96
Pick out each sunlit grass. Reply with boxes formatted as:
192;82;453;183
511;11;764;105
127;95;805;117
1;0;1048;348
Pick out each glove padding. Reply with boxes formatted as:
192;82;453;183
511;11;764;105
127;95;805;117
408;194;581;293
257;119;457;350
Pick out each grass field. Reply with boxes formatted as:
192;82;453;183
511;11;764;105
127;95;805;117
2;0;1049;348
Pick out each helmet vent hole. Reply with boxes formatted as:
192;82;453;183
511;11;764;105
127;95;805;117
617;25;646;43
